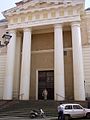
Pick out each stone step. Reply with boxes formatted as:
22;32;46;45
0;100;88;118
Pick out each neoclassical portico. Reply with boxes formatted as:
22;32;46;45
2;0;86;101
3;21;85;101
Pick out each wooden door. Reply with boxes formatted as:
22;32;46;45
38;70;54;100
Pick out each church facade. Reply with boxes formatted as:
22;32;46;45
0;0;90;101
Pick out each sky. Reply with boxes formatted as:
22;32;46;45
0;0;90;20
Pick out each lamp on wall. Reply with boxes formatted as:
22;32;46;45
0;32;12;48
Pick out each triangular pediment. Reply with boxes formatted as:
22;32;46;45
3;0;84;18
3;0;72;16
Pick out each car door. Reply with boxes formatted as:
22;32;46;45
72;105;85;118
64;105;73;116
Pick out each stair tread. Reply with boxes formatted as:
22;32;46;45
0;100;87;118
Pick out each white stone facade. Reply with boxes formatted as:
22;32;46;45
0;0;90;101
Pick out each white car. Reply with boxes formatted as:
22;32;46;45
58;103;90;119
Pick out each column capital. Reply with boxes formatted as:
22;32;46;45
71;21;80;27
54;24;63;29
23;27;31;32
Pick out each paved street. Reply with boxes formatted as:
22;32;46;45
0;116;52;120
0;116;44;120
0;116;89;120
0;116;57;120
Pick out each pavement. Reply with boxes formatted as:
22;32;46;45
0;116;58;120
0;116;89;120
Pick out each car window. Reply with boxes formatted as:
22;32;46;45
65;105;72;109
73;105;83;109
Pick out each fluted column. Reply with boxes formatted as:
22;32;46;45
71;22;85;100
3;30;16;100
20;28;31;100
54;24;65;101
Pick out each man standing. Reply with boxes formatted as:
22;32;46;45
57;105;64;120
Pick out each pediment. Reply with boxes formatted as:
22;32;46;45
3;0;72;17
3;0;84;18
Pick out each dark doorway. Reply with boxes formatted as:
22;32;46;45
38;70;54;100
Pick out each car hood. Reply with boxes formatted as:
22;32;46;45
85;108;90;112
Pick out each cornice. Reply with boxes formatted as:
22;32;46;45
3;0;84;18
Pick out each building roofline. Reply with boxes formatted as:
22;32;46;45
0;19;7;27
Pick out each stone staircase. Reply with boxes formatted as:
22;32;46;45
0;100;59;118
0;100;88;118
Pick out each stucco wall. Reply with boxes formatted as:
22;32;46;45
30;31;73;99
81;15;88;45
31;52;54;99
32;33;54;51
0;54;6;99
0;25;7;99
63;31;72;48
85;13;90;44
64;50;74;100
0;26;7;45
81;11;90;45
82;11;90;98
83;45;90;98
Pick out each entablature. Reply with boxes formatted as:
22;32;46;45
7;15;80;30
2;0;84;31
7;3;83;26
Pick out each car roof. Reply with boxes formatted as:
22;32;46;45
60;103;81;107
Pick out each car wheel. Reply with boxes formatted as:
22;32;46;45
86;113;90;118
64;115;70;120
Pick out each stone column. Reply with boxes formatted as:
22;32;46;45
13;32;22;99
3;30;16;100
20;28;31;100
54;24;65;101
71;22;85;100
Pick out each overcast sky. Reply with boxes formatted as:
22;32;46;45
0;0;90;20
